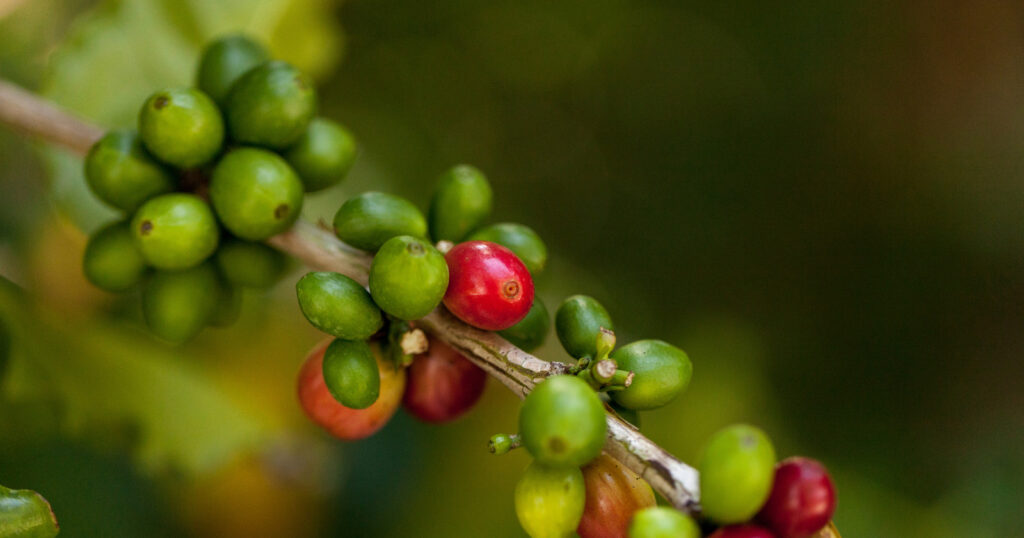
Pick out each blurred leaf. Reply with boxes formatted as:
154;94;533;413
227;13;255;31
0;277;273;474
0;484;59;538
37;0;343;231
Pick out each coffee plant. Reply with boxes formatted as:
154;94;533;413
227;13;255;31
0;34;841;538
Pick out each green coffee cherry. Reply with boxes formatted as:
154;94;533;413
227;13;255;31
498;298;550;352
142;263;220;343
296;272;382;340
322;339;380;409
284;118;357;192
82;221;148;292
215;238;287;289
209;148;304;240
130;193;219;270
368;236;448;320
333;192;427;252
84;130;175;212
555;295;613;359
627;507;700;538
699;424;776;524
609;340;692;411
138;88;224;168
467;223;547;274
225;61;316;148
428;164;492;242
514;461;585;538
519;375;606;467
209;283;242;327
196;34;269;105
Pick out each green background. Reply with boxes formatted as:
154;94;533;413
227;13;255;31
0;0;1021;536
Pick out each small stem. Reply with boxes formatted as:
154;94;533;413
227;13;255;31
592;358;617;384
488;433;522;455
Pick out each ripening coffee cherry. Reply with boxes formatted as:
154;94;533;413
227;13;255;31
215;238;287;289
296;272;382;340
82;221;148;292
627;507;700;538
428;164;492;242
142;263;220;343
709;525;777;538
209;148;304;240
297;339;406;440
332;192;427;252
609;340;692;411
515;461;585;538
196;34;269;105
756;458;836;538
555;295;613;359
468;223;547;274
519;375;606;467
443;241;534;331
138;88;224;168
699;424;777;524
284;118;357;192
322;339;380;409
577;454;656;538
368;236;448;320
131;193;219;270
402;338;486;423
498;297;550;352
84;130;175;212
225;61;316;149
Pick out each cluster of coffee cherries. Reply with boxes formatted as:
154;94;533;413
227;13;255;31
80;35;355;342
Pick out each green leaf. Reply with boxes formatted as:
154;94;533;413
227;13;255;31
0;484;59;538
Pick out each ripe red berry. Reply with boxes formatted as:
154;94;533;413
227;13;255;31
443;241;534;331
709;524;777;538
756;457;837;538
402;338;487;422
577;454;655;538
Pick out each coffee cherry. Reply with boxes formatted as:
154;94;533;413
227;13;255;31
131;193;219;270
519;375;606;467
402;338;486;423
296;272;382;340
215;238;287;289
756;458;836;538
209;148;304;240
322;339;380;409
138;88;224;168
82;221;148;292
699;424;777;524
225;61;316;149
468;222;547;274
709;525;777;538
609;340;691;411
196;34;269;105
514;461;585;538
142;263;220;343
577;454;656;538
627;507;700;538
297;339;405;440
284;118;357;192
84;130;175;212
498;297;550;352
443;241;534;331
428;164;492;242
368;235;448;320
333;192;427;252
555;295;613;359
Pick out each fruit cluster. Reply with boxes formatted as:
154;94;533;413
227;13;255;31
81;35;356;342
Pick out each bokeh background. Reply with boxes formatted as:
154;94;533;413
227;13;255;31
1;0;1022;536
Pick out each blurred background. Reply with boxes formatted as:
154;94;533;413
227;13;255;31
1;0;1022;536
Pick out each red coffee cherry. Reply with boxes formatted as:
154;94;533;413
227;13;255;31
709;524;777;538
577;454;655;538
402;338;487;423
443;241;534;331
757;457;837;538
297;338;406;440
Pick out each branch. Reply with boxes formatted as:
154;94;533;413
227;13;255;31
0;78;701;511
